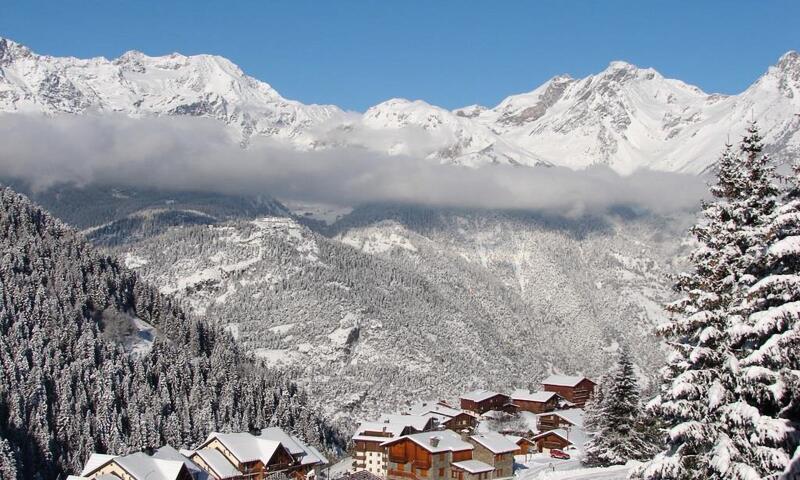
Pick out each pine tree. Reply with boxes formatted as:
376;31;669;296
633;123;780;480
583;346;655;466
721;159;800;478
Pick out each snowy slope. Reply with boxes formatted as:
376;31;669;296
1;36;799;172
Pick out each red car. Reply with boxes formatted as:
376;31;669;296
550;449;571;460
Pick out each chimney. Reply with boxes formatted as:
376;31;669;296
429;436;440;448
382;426;387;433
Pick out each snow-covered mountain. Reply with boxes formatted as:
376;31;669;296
1;36;799;172
0;37;344;146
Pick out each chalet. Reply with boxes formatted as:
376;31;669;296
352;421;412;476
509;390;560;414
380;413;440;433
194;432;296;479
502;436;535;455
152;446;210;480
531;429;573;454
407;401;479;431
467;432;517;479
540;375;596;407
79;452;194;480
260;427;329;479
451;460;495;480
536;409;584;433
460;390;510;415
382;430;474;480
188;449;242;480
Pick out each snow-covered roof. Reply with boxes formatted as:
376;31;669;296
114;452;186;480
152;445;208;479
407;401;472;419
452;460;495;474
192;449;241;479
532;429;573;444
546;408;585;428
540;375;593;387
301;444;329;466
203;432;283;465
81;453;119;476
260;427;305;455
378;414;433;432
503;435;532;445
469;432;519;454
382;430;473;453
461;389;505;403
510;390;558;402
356;421;409;438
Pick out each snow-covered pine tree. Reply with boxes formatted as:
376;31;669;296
633;123;780;479
583;373;608;434
721;159;800;478
584;346;655;466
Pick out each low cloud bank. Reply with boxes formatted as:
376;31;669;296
0;113;707;215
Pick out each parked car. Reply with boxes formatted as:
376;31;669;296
550;449;571;460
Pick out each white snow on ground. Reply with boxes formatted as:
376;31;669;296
282;200;354;225
124;253;149;269
339;221;419;254
129;318;156;356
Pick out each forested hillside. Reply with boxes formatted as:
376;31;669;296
112;205;688;423
0;187;340;479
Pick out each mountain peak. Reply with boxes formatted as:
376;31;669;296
607;60;638;71
776;50;800;72
0;37;33;64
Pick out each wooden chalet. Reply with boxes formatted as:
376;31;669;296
193;432;297;479
451;460;495;480
79;452;194;480
382;430;474;480
503;436;535;455
459;390;510;415
531;430;573;454
352;421;413;476
259;427;329;479
407;401;479;431
379;414;440;433
540;375;596;407
467;432;517;479
508;390;560;414
536;409;584;433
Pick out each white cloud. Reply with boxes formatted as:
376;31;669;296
0;113;707;215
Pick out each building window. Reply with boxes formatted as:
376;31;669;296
439;468;445;477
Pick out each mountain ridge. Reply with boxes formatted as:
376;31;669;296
1;36;799;173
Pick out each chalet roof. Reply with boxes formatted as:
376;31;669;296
114;452;186;480
152;445;208;479
81;453;118;476
452;460;495;474
407;401;475;419
461;389;506;403
532;429;573;444
381;430;473;453
356;421;408;438
542;408;585;428
510;390;558;403
299;443;329;466
260;427;306;456
469;432;519;454
340;471;384;480
202;432;283;465
541;375;593;388
503;435;533;445
192;449;241;479
378;414;433;432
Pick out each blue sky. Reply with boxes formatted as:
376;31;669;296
2;1;798;111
